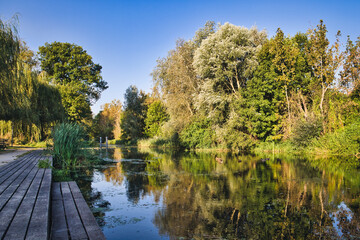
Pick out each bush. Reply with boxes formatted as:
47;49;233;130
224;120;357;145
312;120;360;156
291;117;322;148
223;130;257;152
52;122;87;168
180;119;213;149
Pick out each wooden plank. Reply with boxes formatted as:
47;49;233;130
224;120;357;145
3;169;45;240
0;157;25;175
26;168;52;240
0;151;38;185
68;182;105;240
0;166;39;239
51;182;69;240
0;150;37;174
0;161;37;210
69;181;106;240
0;153;36;186
61;182;88;240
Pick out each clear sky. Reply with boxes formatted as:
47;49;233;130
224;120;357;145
1;0;359;114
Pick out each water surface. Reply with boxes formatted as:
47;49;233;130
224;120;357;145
72;148;360;239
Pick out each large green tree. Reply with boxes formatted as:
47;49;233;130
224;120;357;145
193;23;267;125
152;21;216;133
38;42;108;122
306;20;343;117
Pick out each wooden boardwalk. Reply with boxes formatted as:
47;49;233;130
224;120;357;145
51;182;105;240
0;150;106;240
0;150;51;239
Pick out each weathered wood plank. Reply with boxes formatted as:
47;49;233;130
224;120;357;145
0;153;35;186
0;150;37;175
61;182;88;240
0;161;37;210
0;166;40;239
26;168;52;240
68;181;106;240
51;182;69;240
3;169;45;240
0;157;24;174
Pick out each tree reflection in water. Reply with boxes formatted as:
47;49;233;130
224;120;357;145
75;147;360;239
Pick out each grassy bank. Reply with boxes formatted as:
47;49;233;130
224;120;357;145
138;137;176;149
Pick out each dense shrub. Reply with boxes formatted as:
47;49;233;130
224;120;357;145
223;130;257;152
291;117;322;148
144;100;169;137
180;118;213;149
312;120;360;155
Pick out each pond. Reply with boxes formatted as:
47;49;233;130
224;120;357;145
71;147;360;239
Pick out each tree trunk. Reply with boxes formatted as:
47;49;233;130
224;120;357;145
320;83;327;116
285;85;291;132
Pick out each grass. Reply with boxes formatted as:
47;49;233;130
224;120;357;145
138;137;175;149
252;141;296;155
38;158;52;168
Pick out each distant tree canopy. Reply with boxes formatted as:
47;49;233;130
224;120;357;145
92;100;122;140
147;20;360;151
120;85;148;144
38;42;108;122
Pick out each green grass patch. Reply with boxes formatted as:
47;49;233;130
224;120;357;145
38;158;52;168
138;137;176;149
253;141;296;155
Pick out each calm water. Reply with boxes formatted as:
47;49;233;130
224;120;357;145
72;147;360;239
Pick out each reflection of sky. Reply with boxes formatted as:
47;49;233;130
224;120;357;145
91;169;168;240
330;201;353;238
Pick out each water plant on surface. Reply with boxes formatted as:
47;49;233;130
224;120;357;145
52;122;87;168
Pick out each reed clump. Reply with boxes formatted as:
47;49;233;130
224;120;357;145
52;122;87;168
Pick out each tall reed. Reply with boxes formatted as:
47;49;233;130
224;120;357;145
52;122;86;168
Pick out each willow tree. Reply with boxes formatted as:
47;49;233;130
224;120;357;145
193;23;266;122
194;23;266;95
193;23;267;150
0;17;20;120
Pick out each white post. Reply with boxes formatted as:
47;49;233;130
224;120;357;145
100;137;102;149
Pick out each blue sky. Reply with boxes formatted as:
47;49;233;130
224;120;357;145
1;0;359;114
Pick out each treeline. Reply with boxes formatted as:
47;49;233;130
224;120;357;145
97;20;360;155
0;17;107;144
